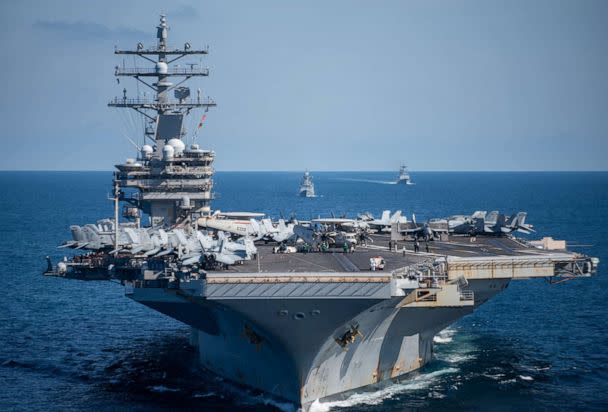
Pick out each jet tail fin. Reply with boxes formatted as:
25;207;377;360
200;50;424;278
380;210;390;223
391;210;402;222
472;211;487;219
262;218;275;233
516;212;527;227
277;219;287;231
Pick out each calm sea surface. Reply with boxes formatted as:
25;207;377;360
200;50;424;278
1;171;607;411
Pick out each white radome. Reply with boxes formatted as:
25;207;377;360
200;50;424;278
57;262;67;274
141;144;153;159
167;138;186;155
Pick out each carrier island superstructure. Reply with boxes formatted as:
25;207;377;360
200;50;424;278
45;16;599;411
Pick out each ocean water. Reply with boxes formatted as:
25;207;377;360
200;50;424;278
0;171;607;411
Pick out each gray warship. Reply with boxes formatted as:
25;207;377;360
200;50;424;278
299;171;316;197
397;165;413;185
45;16;599;411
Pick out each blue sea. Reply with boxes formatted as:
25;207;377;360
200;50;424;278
1;171;607;411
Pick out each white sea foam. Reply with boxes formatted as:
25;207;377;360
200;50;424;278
519;375;534;381
482;373;506;381
439;353;476;364
239;393;296;412
193;391;216;398
148;385;180;393
309;367;458;411
433;328;456;344
429;390;447;399
334;178;398;185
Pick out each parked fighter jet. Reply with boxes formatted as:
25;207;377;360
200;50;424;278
197;216;264;240
213;211;266;219
473;211;535;235
430;211;534;236
362;210;408;233
507;212;535;234
197;215;295;243
265;219;296;243
60;220;257;268
394;214;449;240
180;231;255;267
296;217;373;248
294;225;345;249
60;219;139;250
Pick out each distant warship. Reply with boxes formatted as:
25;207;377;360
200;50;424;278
397;165;413;185
44;15;598;411
299;171;315;197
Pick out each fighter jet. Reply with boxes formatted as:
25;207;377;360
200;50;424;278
175;230;256;267
394;214;449;241
197;216;265;240
296;218;372;248
61;219;138;250
507;212;535;234
429;211;487;235
259;219;296;243
363;210;408;233
213;211;266;220
479;211;535;235
430;211;534;236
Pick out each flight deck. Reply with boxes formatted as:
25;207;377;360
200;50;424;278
210;234;557;274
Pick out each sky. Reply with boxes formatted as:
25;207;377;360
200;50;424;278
0;0;607;171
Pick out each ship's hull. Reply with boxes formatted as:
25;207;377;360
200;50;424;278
129;278;509;410
299;187;315;197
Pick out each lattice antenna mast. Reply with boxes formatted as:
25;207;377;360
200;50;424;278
109;14;216;154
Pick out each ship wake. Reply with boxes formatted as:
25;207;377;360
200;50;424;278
334;178;398;185
309;367;458;411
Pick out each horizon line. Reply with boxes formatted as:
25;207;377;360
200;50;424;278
1;169;607;173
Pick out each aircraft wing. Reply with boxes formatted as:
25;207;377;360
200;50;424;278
312;218;356;225
294;225;315;244
217;211;265;219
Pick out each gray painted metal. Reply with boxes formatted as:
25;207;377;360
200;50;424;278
43;14;600;412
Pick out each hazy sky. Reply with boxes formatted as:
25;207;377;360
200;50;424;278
1;0;607;171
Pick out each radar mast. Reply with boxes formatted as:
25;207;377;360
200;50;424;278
110;15;216;228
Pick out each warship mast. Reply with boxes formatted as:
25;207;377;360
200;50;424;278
109;15;217;228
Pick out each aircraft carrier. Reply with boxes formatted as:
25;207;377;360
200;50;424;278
44;16;599;411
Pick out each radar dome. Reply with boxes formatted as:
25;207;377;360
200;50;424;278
167;138;186;155
57;262;67;274
155;61;168;74
141;144;153;159
162;144;174;160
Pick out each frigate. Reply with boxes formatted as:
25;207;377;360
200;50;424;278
397;165;413;185
299;171;315;197
44;16;599;411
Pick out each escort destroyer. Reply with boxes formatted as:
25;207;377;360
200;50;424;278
299;171;316;197
397;165;413;185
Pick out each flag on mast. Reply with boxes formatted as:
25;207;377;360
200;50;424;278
198;114;207;129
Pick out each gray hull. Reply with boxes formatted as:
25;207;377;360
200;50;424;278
131;278;509;410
